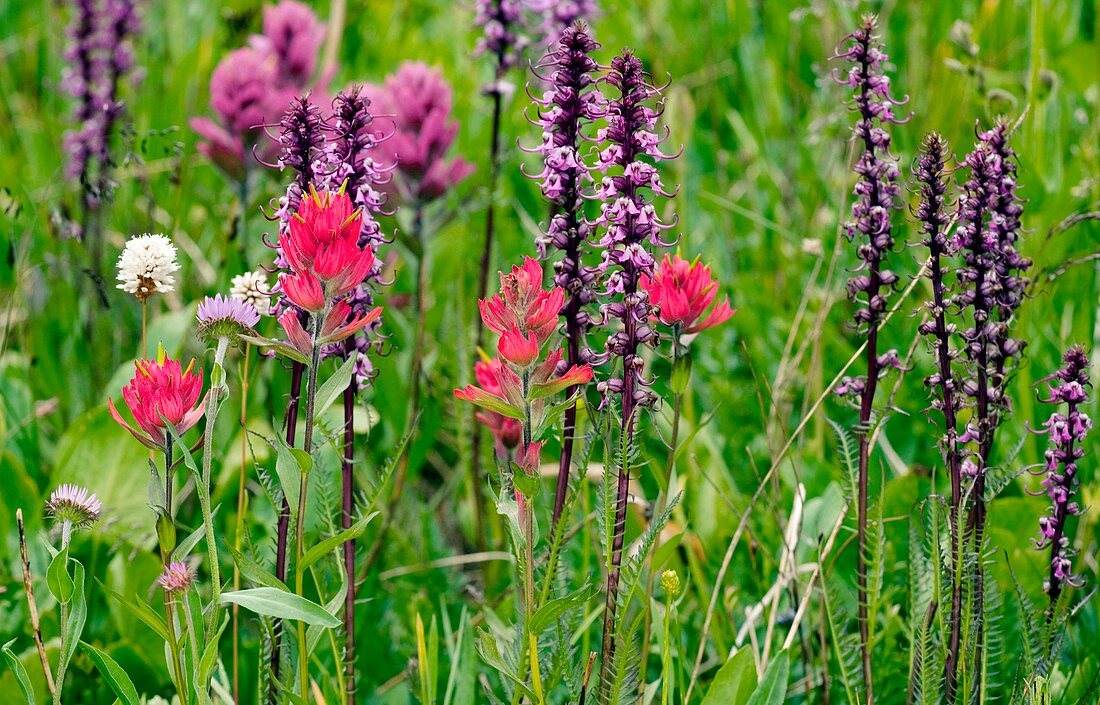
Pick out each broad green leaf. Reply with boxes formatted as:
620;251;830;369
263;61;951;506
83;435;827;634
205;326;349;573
271;437;312;514
0;640;36;705
700;646;756;705
226;545;288;591
297;512;376;577
745;650;789;705
197;613;229;690
510;467;542;500
670;353;693;394
80;642;140;705
219;588;340;628
313;355;357;418
46;548;73;604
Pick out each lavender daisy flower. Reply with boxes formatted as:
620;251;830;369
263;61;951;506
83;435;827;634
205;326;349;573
46;484;102;530
197;294;261;346
1036;346;1091;600
157;561;196;594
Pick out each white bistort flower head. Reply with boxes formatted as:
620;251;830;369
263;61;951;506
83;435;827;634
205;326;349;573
116;233;180;302
229;270;273;316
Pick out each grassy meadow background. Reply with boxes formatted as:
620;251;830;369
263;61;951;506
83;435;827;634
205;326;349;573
0;0;1098;702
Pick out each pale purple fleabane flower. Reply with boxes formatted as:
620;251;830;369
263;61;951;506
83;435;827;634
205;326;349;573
46;484;103;529
197;293;261;346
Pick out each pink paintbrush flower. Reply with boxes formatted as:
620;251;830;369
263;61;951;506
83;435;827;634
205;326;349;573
281;187;377;299
108;348;206;451
478;257;565;345
363;62;474;204
470;358;522;450
640;254;735;335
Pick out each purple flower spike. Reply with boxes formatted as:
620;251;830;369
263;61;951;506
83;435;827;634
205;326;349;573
1036;346;1091;599
831;13;907;337
62;0;141;211
527;23;603;365
528;0;599;47
954;120;1032;446
591;50;677;410
320;87;391;387
474;0;529;74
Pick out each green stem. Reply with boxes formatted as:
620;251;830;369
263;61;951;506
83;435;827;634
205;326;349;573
661;593;674;705
198;337;229;605
54;526;70;705
165;596;190;705
295;314;323;700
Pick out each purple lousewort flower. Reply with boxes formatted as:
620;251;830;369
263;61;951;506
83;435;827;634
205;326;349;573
527;23;603;367
363;63;474;205
590;51;677;409
273;96;327;233
319;88;392;386
832;19;906;347
62;0;141;209
197;294;261;346
830;15;907;401
954;120;1032;443
474;0;529;74
915;133;964;454
1036;346;1091;597
528;0;599;48
46;484;102;529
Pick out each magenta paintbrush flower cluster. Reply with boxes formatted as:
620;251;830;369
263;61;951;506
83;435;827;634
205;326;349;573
641;254;734;335
192;0;327;180
457;257;593;428
362;62;474;206
108;350;206;450
276;188;383;358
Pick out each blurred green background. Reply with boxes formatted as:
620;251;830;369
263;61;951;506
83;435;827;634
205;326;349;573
0;0;1097;702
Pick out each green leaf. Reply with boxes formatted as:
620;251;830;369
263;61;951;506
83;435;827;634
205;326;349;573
701;646;756;705
529;584;595;635
297;512;376;577
510;467;542;499
272;438;312;514
745;650;789;705
238;336;311;365
80;642;140;705
219;588;340;628
313;355;357;418
46;548;74;604
197;613;230;689
58;561;87;684
1;640;36;705
98;580;172;644
226;545;288;591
